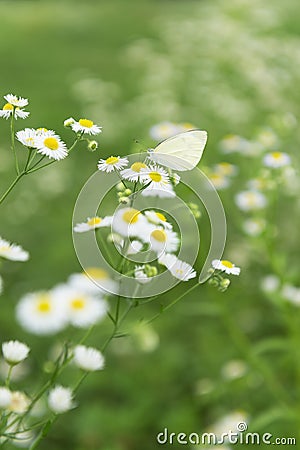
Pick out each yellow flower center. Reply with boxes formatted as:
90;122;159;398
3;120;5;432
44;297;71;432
131;162;147;172
122;208;140;224
36;295;52;313
182;122;194;129
37;128;48;133
0;245;10;252
221;260;234;268
44;137;59;151
175;269;184;275
155;212;167;222
245;193;257;205
106;156;119;165
87;217;102;226
149;171;162;182
3;103;13;110
85;267;109;279
79;118;94;128
25;137;35;146
271;152;282;160
71;298;86;310
151;229;167;242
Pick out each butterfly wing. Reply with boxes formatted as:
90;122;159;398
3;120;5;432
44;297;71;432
150;129;208;171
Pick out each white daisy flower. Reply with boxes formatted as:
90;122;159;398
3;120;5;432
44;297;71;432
0;237;29;261
68;268;118;295
149;228;179;255
214;162;238;176
48;386;74;414
2;341;30;365
98;155;128;173
235;190;267;211
257;127;279;148
16;128;38;148
281;284;300;306
134;265;152;284
71;118;102;135
64;117;75;128
159;253;197;281
112;207;147;237
120;161;149;182
209;173;231;190
16;291;68;335
4;94;28;108
35;127;56;137
219;134;256;155
260;275;280;293
140;165;170;190
212;259;241;275
247;177;272;191
0;102;29;120
141;184;176;198
73;216;112;233
0;387;12;409
9;391;30;414
35;134;68;161
144;210;172;229
73;345;105;372
52;285;107;329
149;121;180;141
263;151;291;168
243;218;266;236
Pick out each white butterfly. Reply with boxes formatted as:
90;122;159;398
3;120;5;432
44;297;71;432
148;129;208;171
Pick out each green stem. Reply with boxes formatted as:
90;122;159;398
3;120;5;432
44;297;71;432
10;111;19;174
5;366;13;388
0;172;25;206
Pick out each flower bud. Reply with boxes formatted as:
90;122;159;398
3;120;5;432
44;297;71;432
87;140;98;152
64;117;75;128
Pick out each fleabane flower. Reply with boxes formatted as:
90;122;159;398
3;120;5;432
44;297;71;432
120;161;149;182
209;172;231;190
263;151;291;168
2;341;30;365
35;134;68;160
0;387;12;409
212;259;241;275
243;218;266;236
235;190;267;211
74;216;112;233
68;268;118;295
140;165;170;190
149;121;180;141
214;162;238;176
98;156;128;173
148;228;180;255
0;102;29;120
0;237;29;261
48;386;74;414
144;210;172;229
71;118;102;135
159;253;197;281
52;285;107;329
4;94;28;108
16;128;38;148
112;207;147;237
16;291;68;335
73;345;105;371
9;391;30;414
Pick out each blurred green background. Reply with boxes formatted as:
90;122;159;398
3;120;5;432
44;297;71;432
1;0;300;448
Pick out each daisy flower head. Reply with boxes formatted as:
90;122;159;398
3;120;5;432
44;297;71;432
148;228;179;256
235;190;267;212
68;268;118;295
48;386;74;414
134;265;152;284
209;172;230;190
2;341;30;365
71;118;102;135
0;387;12;409
98;156;128;173
16;128;38;148
0;237;29;261
214;162;238;176
35;127;56;137
73;345;105;372
73;215;112;233
243;218;266;236
159;253;197;281
212;259;241;275
112;207;147;237
149;121;180;141
263;151;291;168
120;161;149;182
0;102;29;120
52;285;107;329
9;391;30;414
35;133;68;161
140;165;169;188
144;210;172;229
4;94;28;108
16;291;68;335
